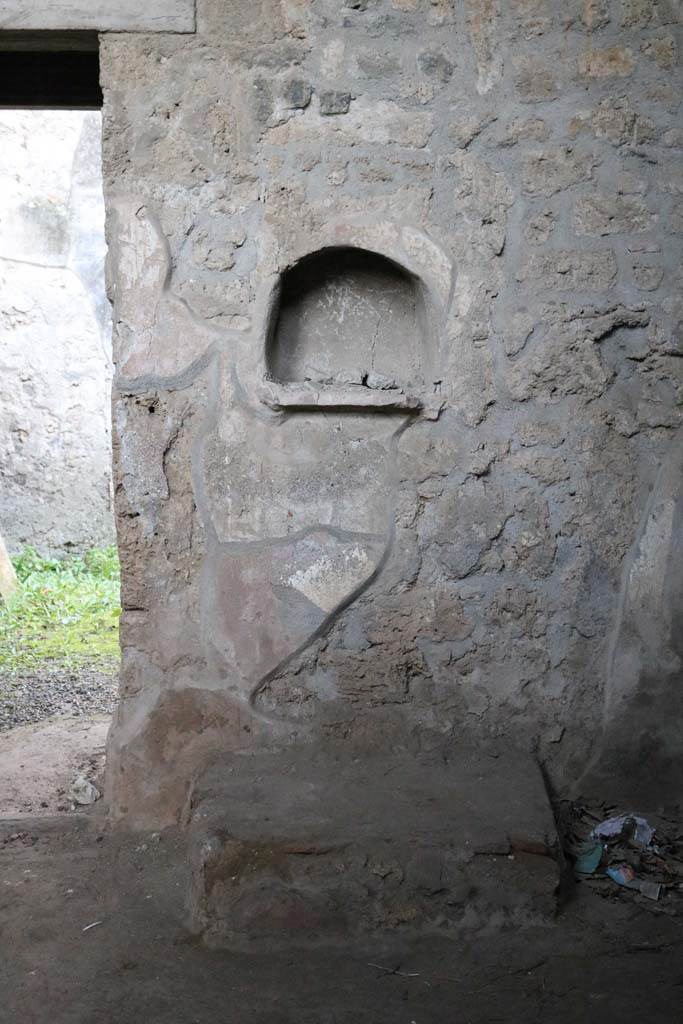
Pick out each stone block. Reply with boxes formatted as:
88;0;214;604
581;0;610;29
514;57;559;102
524;209;557;245
631;261;665;291
282;78;312;109
522;148;598;197
517;250;618;291
187;744;560;946
417;50;454;82
265;97;433;148
578;47;635;78
620;0;655;27
642;35;677;70
574;194;655;236
319;91;352;115
590;97;656;148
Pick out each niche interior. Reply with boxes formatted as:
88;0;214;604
263;246;436;411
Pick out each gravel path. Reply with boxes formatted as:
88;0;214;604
0;665;119;731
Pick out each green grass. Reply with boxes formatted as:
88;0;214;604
0;546;121;674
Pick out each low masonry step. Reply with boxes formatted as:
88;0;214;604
186;743;561;947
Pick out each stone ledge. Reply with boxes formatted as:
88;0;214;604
258;381;423;413
256;380;446;418
0;1;195;33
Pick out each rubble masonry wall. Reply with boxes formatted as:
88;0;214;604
100;0;682;824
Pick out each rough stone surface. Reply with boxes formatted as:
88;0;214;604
0;112;114;555
319;91;352;115
95;0;683;826
187;743;559;946
574;194;656;236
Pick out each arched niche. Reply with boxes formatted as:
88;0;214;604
264;246;436;407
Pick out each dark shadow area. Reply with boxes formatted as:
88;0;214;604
0;32;101;108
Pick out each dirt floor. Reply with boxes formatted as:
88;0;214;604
0;660;114;818
0;703;680;1022
0;812;682;1024
0;716;108;817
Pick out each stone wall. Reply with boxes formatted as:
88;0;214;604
0;111;114;556
101;0;682;825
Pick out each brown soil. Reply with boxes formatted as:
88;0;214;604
0;813;681;1023
0;715;108;817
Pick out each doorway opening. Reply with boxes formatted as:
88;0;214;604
0;34;118;816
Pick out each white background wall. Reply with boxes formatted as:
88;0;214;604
0;111;114;555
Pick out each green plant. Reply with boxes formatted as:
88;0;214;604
0;546;121;673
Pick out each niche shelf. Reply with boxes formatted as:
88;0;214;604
261;246;437;413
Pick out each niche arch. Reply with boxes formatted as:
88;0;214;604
261;245;439;412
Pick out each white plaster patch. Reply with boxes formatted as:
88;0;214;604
401;227;453;308
111;202;169;331
628;497;675;614
286;544;375;613
320;38;346;79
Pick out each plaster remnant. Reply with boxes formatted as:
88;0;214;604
465;0;503;95
287;545;376;613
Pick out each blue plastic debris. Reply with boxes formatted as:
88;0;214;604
575;840;603;874
607;863;661;901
